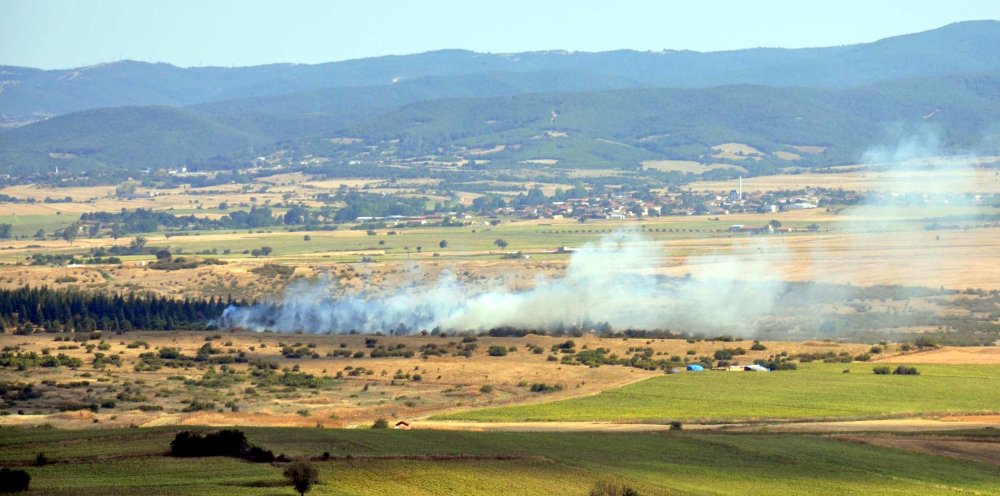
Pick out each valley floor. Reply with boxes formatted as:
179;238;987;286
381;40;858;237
1;426;998;495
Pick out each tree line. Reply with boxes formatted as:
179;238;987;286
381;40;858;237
79;206;284;235
0;286;239;333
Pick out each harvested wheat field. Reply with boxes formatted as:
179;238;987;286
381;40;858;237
689;159;1000;194
875;347;1000;364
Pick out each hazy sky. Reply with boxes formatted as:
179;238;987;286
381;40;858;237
2;0;998;69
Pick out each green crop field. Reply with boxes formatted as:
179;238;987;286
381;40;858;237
1;426;998;495
0;213;82;237
435;363;1000;423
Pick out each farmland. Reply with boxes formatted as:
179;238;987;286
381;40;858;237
0;331;875;429
1;426;999;495
435;363;1000;423
686;157;1000;193
4;14;1000;496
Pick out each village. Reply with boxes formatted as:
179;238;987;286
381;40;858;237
352;179;857;233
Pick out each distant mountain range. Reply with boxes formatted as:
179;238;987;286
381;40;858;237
0;20;998;179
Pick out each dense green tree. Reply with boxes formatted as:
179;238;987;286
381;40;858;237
61;223;79;245
283;461;320;496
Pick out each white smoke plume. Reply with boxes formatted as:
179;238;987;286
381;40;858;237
222;128;997;337
221;232;787;335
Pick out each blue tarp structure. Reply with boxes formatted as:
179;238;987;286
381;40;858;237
686;364;704;371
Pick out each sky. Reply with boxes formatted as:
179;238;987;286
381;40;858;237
2;0;999;69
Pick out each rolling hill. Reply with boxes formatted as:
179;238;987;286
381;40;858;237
1;21;999;179
0;106;264;173
2;71;997;176
1;20;998;123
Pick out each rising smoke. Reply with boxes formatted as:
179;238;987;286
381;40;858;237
220;232;787;335
221;128;997;337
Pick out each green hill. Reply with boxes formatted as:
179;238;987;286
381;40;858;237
309;72;1000;169
2;71;998;177
0;106;263;173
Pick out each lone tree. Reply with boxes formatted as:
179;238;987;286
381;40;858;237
61;223;79;245
494;238;508;252
130;235;147;252
438;240;448;249
283;461;320;496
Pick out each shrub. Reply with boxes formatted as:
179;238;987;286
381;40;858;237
529;383;562;393
244;445;276;463
713;348;747;360
750;341;766;351
873;366;892;375
372;417;389;429
893;366;920;375
0;468;30;493
158;348;182;359
589;479;639;496
754;359;796;371
487;345;508;357
479;385;494;394
171;429;247;457
169;429;273;462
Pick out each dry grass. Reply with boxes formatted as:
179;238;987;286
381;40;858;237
773;151;802;161
0;331;891;430
641;160;747;174
653;227;1000;289
689;165;1000;194
787;145;827;154
874;347;1000;364
468;145;506;156
711;143;765;161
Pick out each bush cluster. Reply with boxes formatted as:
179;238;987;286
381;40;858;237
169;429;274;462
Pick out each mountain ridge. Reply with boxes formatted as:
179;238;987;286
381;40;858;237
1;20;997;123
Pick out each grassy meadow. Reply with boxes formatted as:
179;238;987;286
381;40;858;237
1;426;998;495
435;363;1000;423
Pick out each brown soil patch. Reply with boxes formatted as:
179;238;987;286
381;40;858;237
841;435;1000;467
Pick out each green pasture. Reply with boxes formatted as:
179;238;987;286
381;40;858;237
1;426;997;495
435;363;1000;423
0;213;80;238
